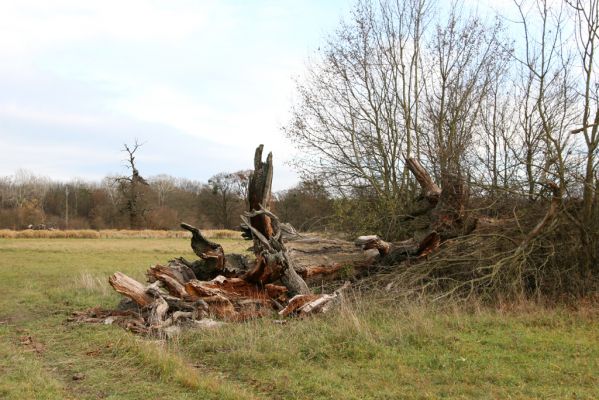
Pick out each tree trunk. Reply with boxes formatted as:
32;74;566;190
108;272;154;307
243;145;311;296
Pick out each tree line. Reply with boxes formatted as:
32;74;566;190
0;143;333;231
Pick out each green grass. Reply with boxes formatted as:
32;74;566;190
0;238;597;399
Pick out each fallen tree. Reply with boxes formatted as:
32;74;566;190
74;145;479;334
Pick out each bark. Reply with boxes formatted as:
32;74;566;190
243;145;311;296
180;222;225;273
108;272;154;307
406;158;442;203
98;149;480;335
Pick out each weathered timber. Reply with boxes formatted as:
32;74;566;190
406;158;442;204
180;222;226;274
108;272;154;307
147;265;191;299
355;235;392;257
405;158;476;242
97;147;487;336
286;236;380;282
243;146;311;296
148;297;169;327
248;144;274;238
279;281;350;317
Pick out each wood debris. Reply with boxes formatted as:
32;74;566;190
75;145;475;335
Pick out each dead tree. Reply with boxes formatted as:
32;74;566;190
240;145;311;296
92;144;480;335
116;141;150;229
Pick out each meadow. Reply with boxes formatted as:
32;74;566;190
0;236;597;399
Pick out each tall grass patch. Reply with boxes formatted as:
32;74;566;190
0;228;241;240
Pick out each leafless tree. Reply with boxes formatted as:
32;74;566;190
568;0;599;221
513;0;578;195
421;9;512;183
149;174;176;207
284;0;435;237
285;0;512;237
116;141;151;229
204;171;250;229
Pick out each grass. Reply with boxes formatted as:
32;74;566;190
0;228;241;239
0;237;597;399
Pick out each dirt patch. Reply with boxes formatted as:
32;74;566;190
18;334;45;354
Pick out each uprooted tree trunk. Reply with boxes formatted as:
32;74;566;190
76;145;477;334
239;145;311;296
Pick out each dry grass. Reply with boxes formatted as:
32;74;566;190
74;272;112;297
0;238;597;399
0;228;241;240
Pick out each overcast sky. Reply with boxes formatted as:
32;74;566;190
0;0;356;190
0;0;527;190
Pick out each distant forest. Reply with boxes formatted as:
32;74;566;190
0;144;332;232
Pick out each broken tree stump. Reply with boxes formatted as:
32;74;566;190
92;144;484;336
242;145;311;296
109;272;154;307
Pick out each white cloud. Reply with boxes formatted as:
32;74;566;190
0;1;353;189
0;137;119;180
0;104;100;127
0;1;213;57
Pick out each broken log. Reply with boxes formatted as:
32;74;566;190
406;158;442;204
286;235;380;282
180;222;226;278
94;145;485;337
108;272;154;307
279;281;350;317
147;265;190;299
243;146;311;296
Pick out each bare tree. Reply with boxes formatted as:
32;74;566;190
421;10;511;182
285;0;512;238
116;141;151;229
476;78;519;197
285;0;433;238
568;0;599;221
149;174;176;207
562;0;599;276
513;0;578;194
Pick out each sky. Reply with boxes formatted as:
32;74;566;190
0;0;354;190
0;0;541;191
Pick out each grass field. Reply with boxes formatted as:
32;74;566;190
0;228;241;239
0;237;597;399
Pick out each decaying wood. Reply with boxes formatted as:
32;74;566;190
147;264;193;299
180;223;226;278
287;236;380;283
148;297;169;326
406;158;442;203
108;272;153;307
248;144;274;239
93;145;480;336
355;235;392;257
279;281;350;317
243;145;311;296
